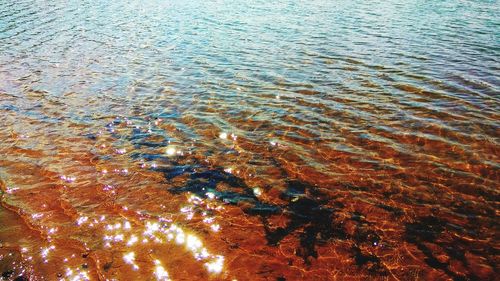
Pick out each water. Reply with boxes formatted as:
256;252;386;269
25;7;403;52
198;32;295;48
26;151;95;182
0;0;498;280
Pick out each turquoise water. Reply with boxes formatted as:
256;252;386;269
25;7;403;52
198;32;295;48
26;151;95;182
0;1;498;280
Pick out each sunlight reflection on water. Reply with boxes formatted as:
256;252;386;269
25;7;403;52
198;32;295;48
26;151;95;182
0;0;498;280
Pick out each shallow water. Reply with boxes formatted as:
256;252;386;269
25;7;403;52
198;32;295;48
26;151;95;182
0;0;499;280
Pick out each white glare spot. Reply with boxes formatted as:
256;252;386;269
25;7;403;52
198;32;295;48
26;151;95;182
211;224;220;232
186;235;202;251
205;255;224;274
127;235;138;246
60;175;76;183
219;132;227;139
203;217;214;224
175;232;185;244
196;248;210;260
5;187;19;194
145;222;160;235
66;268;73;277
154;263;170;280
40;247;51;259
253;188;262;196
32;213;43;219
123;252;135;264
166;146;176;156
114;234;124;242
77;216;88;225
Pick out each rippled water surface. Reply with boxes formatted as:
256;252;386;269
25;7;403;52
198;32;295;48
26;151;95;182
0;0;499;280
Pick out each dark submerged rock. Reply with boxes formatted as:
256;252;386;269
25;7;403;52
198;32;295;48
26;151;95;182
2;270;14;279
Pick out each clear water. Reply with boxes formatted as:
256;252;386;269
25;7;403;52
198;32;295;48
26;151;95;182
0;0;498;280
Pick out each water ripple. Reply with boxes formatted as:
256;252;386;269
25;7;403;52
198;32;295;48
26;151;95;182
0;0;498;280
